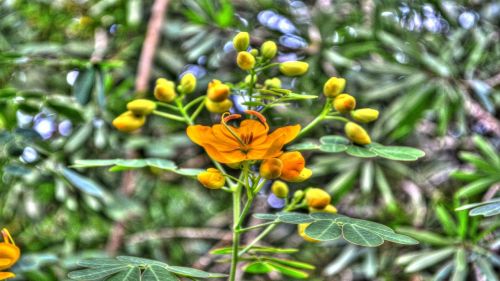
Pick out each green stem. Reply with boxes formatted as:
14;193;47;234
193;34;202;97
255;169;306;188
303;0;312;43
255;62;280;72
237;221;278;233
229;163;249;281
190;98;205;121
238;224;277;257
155;102;180;111
175;99;193;125
247;69;256;108
324;116;350;123
184;95;205;111
152;110;185;122
296;99;332;139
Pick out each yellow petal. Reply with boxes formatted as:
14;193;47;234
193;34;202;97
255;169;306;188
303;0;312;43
0;272;15;280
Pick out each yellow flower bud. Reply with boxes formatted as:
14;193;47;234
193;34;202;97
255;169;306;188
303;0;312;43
205;98;233;113
180;73;197;94
271;180;289;198
207;80;230;102
305;188;331;209
293;190;305;201
197;168;225;189
259;158;283;180
278;151;304;181
323;77;346;98
112;111;146;133
288;168;312;183
298;223;320;243
250;48;259;56
126;99;156;116
237;51;255;70
233;32;250;52
333;94;356;113
264;78;281;89
351;108;379;123
154;80;177;102
244;75;255;84
261;41;277;59
344;122;371;145
309;204;337;214
279;61;309;76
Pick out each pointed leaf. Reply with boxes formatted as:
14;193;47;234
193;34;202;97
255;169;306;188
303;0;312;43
68;266;128;280
142;265;178;281
106;267;141;281
342;224;384;247
304;220;342;241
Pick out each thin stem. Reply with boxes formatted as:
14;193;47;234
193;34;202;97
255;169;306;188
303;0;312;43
296;99;332;139
229;162;249;281
152;110;185;122
255;62;280;72
190;98;205;121
237;221;278;233
155;101;180;111
324;116;350;123
184;95;205;111
238;224;276;257
175;98;193;125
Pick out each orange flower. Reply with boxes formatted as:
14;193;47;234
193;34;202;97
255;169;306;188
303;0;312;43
187;111;300;164
278;151;312;182
0;228;20;280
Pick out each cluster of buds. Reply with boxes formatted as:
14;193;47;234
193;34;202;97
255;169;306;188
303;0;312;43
232;32;308;76
323;77;379;145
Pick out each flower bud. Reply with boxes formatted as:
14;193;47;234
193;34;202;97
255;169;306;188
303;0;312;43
233;32;250;52
180;73;197;94
305;188;331;209
112;111;146;133
279;61;309;76
237;51;255;70
197;168;225;189
250;48;259;56
288;168;312;183
293;190;305;201
309;204;337;214
154;79;177;102
351;108;379;123
264;78;281;89
333;94;356;113
271;180;289;198
323;77;346;98
205;98;233;113
261;41;277;59
298;223;319;243
278;152;306;182
127;99;156;116
207;80;230;102
344;122;371;145
259;158;283;180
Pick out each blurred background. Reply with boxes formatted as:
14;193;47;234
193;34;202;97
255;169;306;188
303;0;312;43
1;0;499;280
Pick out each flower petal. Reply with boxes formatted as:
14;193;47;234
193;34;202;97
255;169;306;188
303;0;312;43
187;125;237;152
0;272;15;280
248;134;286;160
268;124;301;144
202;143;246;164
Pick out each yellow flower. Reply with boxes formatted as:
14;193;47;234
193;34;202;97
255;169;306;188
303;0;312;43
259;158;283;179
351;108;379;123
305;188;331;209
180;73;197;94
278;152;311;182
187;111;300;164
207;80;230;102
233;32;250;52
197;168;225;189
279;61;309;76
323;77;346;98
264;78;281;89
271;180;289;198
0;228;20;280
205;99;233;114
298;223;319;243
154;79;177;102
127;99;156;116
309;204;337;214
237;51;255;70
344;122;371;145
261;41;277;59
333;94;356;113
112;111;146;133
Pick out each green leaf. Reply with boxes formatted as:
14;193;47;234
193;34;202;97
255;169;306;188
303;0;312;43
78;258;126;268
469;202;500;217
106;267;141;281
320;136;350;145
277;212;314;224
451;248;468;281
73;66;95;105
456;178;498;198
116;256;166;267
61;167;106;199
342;224;384;247
396;227;455;246
369;145;425;161
319;136;349;153
253;213;278;220
267;261;310;279
304;220;342;241
210;246;298;255
404;248;455;273
166;266;227;278
68;266;128;280
142;265;179;281
346;146;377;158
287;142;320;151
264;258;315;270
243;262;274;274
